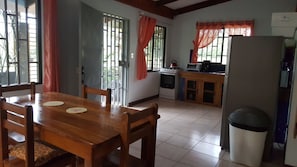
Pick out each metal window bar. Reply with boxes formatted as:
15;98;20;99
15;1;21;84
144;36;153;71
145;25;166;71
0;0;39;86
154;26;164;71
219;29;226;63
154;26;159;70
197;26;251;64
25;4;30;83
151;27;155;70
28;16;38;82
3;0;9;85
158;26;166;70
103;13;125;106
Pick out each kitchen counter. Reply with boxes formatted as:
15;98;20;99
207;72;225;75
185;70;225;75
180;71;225;83
180;71;225;107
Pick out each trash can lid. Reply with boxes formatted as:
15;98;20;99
228;107;270;132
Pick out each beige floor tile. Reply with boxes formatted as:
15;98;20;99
192;141;223;158
216;160;246;167
155;155;177;167
173;162;193;167
134;97;286;167
166;134;200;149
194;117;220;128
176;128;208;141
157;129;175;142
158;123;182;134
156;142;190;161
180;150;220;167
202;132;221;145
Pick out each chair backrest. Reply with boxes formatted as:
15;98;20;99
0;97;34;167
119;103;159;167
81;84;111;111
0;82;36;100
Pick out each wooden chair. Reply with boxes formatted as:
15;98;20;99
0;82;36;145
103;103;159;167
81;84;112;111
0;82;36;99
0;97;76;167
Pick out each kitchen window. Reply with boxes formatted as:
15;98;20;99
144;25;166;71
192;21;254;64
0;0;41;86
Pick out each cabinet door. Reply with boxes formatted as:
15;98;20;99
180;72;224;107
185;80;197;101
203;82;215;103
197;81;204;103
185;79;203;103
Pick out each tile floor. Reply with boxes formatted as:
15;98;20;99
131;98;287;167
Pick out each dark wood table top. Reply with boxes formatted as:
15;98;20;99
6;92;123;167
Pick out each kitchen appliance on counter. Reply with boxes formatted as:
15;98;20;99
186;63;201;71
186;61;211;72
159;68;180;100
187;62;225;73
201;60;211;72
170;60;178;69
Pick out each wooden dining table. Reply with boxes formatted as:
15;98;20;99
6;92;128;167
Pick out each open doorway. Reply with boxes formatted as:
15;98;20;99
80;3;128;106
101;13;129;106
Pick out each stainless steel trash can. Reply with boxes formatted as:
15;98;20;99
228;107;270;167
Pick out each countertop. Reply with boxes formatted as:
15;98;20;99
183;70;225;76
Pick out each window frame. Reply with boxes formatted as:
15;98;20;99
197;28;227;64
144;25;166;72
0;0;42;86
195;21;253;65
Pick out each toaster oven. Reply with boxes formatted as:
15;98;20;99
186;63;201;71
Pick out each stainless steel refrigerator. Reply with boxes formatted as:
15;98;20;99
220;36;284;160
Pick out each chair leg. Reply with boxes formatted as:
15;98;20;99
141;129;157;167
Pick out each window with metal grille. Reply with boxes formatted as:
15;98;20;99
144;25;166;71
197;26;252;64
0;0;41;86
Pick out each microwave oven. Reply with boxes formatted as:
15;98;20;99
186;63;201;71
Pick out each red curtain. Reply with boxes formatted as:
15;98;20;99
43;0;60;92
136;16;156;80
191;20;254;63
225;20;254;36
191;23;223;63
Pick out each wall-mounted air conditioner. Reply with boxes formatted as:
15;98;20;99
271;12;297;38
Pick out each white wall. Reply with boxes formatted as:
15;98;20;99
168;0;297;70
81;0;173;103
57;0;172;104
57;0;296;104
57;0;80;95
